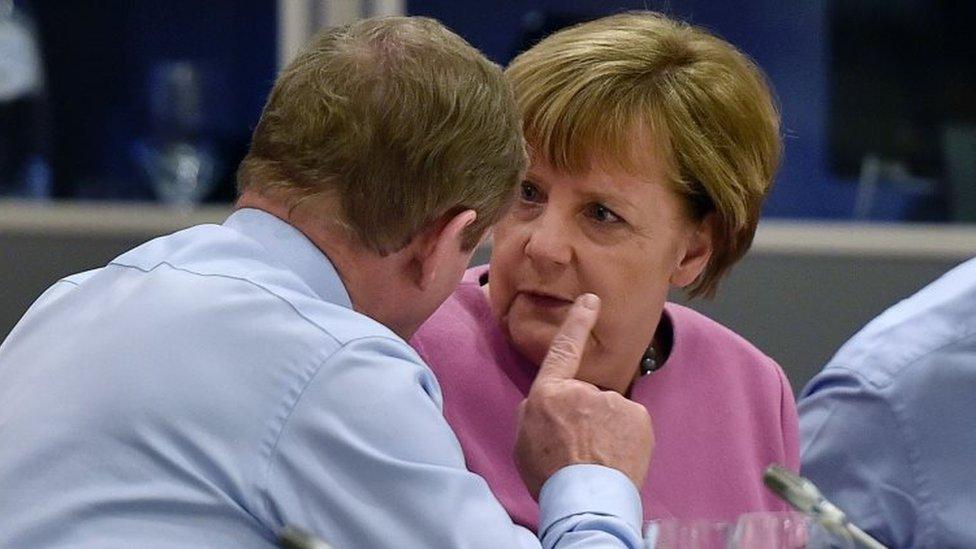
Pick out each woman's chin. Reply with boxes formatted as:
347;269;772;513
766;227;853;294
506;322;553;367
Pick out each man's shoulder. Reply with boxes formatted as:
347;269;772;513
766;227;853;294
109;222;308;299
65;223;401;352
820;257;976;389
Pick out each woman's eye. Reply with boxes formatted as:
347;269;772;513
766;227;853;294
588;203;622;224
519;182;542;203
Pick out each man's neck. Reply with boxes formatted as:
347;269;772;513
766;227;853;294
236;190;419;339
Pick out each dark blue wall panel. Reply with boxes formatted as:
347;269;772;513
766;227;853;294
30;0;276;201
408;0;857;219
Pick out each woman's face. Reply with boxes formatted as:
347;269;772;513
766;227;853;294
487;151;713;393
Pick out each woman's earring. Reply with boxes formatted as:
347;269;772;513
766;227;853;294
639;346;660;376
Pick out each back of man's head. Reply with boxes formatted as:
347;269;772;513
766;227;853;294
238;16;526;253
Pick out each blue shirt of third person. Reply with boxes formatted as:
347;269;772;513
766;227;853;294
800;256;976;548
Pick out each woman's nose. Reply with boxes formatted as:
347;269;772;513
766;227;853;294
523;212;573;268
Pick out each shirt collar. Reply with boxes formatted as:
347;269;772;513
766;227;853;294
223;208;353;309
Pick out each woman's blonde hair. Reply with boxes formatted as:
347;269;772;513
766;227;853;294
506;11;781;297
238;17;526;252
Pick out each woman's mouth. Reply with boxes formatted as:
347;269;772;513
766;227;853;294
520;291;573;310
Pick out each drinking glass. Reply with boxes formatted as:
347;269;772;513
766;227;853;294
645;518;733;549
134;60;218;209
730;511;856;549
646;513;858;548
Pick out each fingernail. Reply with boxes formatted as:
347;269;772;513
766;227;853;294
579;293;600;310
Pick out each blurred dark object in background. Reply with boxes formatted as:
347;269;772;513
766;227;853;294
944;126;976;223
30;0;275;202
132;61;220;208
510;10;595;59
0;0;50;198
829;0;976;221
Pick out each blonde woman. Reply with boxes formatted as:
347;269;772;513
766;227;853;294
412;11;799;528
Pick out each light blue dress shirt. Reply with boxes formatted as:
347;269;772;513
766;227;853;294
799;256;976;548
0;208;643;548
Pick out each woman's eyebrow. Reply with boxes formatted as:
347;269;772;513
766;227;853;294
577;188;639;212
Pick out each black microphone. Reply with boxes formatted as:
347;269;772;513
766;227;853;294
278;525;333;549
763;465;887;549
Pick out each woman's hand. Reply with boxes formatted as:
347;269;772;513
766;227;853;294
514;293;655;499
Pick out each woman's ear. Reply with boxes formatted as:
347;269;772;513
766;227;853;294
670;213;716;288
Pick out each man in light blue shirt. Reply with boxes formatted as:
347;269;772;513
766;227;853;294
800;256;976;548
0;16;651;548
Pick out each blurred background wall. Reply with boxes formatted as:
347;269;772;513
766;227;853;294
6;0;973;219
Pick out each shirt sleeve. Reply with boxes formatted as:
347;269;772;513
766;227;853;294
259;335;644;549
539;465;643;547
799;366;919;548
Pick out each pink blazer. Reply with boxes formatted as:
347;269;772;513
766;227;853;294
411;267;799;529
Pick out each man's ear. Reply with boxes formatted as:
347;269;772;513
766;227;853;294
670;213;716;288
416;209;478;291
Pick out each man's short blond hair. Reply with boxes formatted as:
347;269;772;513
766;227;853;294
238;17;526;252
506;11;781;297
